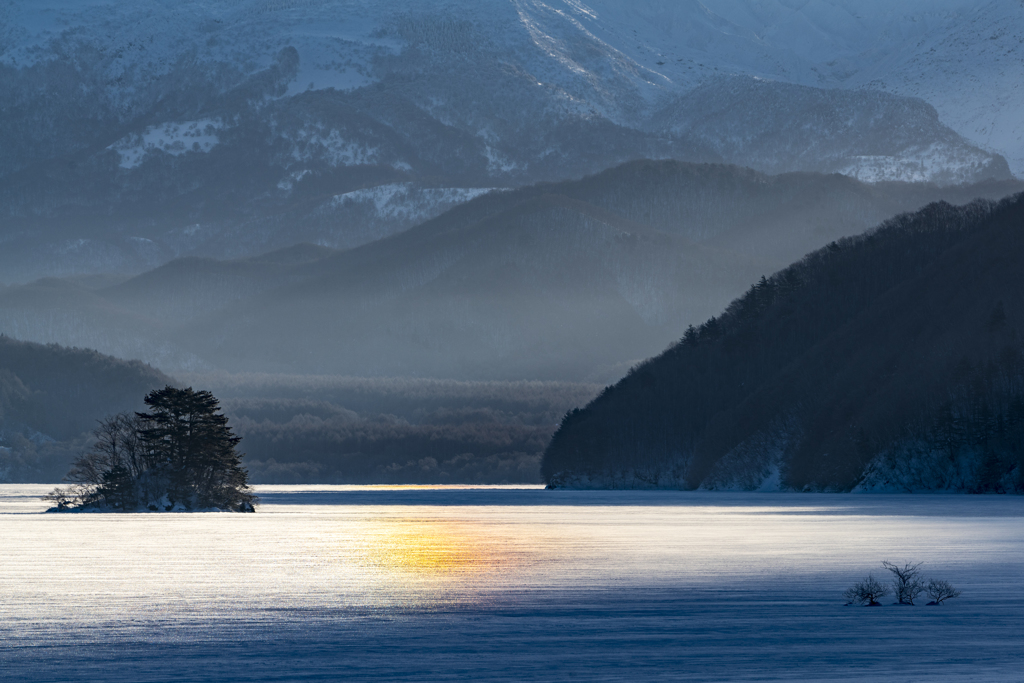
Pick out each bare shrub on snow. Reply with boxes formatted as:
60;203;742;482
926;579;962;605
882;560;925;605
843;574;889;606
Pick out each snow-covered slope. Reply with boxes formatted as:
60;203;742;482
0;0;1017;281
2;1;1016;166
551;0;1024;174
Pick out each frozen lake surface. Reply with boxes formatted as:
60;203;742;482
2;485;1022;682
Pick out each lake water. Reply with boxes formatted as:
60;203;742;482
2;485;1022;682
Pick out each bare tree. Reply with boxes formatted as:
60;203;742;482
65;413;146;485
45;412;148;509
882;560;925;605
42;485;82;510
843;574;890;606
926;579;962;605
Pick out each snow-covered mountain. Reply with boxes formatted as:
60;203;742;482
529;0;1024;174
0;0;1018;281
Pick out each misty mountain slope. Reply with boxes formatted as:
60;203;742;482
284;159;1021;277
529;161;1023;266
2;160;1018;382
0;336;171;482
542;193;1024;493
244;243;339;265
0;278;209;372
189;194;706;379
155;164;1019;379
100;244;340;324
0;0;1016;282
0;242;342;365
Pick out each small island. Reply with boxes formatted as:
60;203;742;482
46;386;257;512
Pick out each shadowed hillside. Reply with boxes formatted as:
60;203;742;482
542;193;1024;492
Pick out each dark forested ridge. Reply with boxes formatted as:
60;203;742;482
542;193;1024;493
2;160;1019;382
0;336;171;481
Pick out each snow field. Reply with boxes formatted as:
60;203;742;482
1;485;1021;681
110;119;225;169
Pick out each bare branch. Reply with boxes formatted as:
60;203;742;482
882;560;925;605
844;574;890;605
926;579;962;605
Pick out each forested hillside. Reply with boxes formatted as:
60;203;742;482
2;161;1018;381
0;335;598;484
190;373;599;485
542;193;1024;493
0;336;170;481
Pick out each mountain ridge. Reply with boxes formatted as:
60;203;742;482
1;1;1018;282
1;159;1020;381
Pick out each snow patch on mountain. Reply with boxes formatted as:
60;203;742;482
854;439;984;493
110;120;224;169
329;184;497;223
837;143;1004;185
485;147;520;174
699;417;800;492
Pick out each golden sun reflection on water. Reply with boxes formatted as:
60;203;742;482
331;517;525;608
352;518;512;580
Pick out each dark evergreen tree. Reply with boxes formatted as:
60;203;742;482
98;464;134;511
137;386;256;511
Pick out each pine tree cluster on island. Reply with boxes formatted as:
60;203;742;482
46;386;257;512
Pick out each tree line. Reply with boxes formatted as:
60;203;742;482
174;374;598;484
